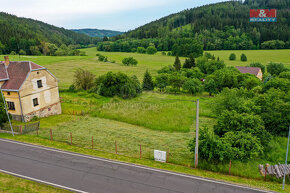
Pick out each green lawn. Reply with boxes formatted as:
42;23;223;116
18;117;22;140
0;172;68;193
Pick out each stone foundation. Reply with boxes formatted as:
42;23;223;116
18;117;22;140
23;102;62;122
11;114;23;122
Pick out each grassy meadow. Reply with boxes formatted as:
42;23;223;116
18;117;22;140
208;49;290;67
2;48;289;88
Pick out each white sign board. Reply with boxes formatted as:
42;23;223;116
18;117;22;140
154;150;166;162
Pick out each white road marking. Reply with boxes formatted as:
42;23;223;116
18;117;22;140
0;169;88;193
0;138;274;193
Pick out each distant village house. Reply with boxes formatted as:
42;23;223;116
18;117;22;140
235;66;263;80
0;56;61;122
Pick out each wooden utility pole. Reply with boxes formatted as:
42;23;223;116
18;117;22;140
195;99;199;168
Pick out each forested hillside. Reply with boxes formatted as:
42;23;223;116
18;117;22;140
97;0;289;56
0;12;99;55
71;28;123;38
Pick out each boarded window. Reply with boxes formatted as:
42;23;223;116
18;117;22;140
37;80;43;88
7;101;15;110
33;98;39;107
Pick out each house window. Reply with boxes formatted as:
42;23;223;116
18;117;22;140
7;92;10;95
33;98;39;107
7;101;15;110
37;80;43;88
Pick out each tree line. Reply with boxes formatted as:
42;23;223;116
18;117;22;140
0;12;100;55
96;1;289;56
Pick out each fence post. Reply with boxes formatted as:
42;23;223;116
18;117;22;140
20;125;23;135
50;129;53;141
37;122;40;136
115;140;118;154
167;149;170;163
92;136;94;149
264;164;268;181
70;132;72;145
229;160;232;175
140;144;142;159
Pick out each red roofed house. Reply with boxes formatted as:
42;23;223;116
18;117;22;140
235;66;263;80
0;56;61;122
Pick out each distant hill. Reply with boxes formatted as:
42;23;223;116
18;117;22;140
71;29;123;38
123;0;289;42
97;0;289;56
0;12;98;54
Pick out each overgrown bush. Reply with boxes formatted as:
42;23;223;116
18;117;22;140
240;53;247;61
279;71;290;79
182;78;203;95
122;57;138;66
222;131;263;161
196;57;225;74
73;68;95;90
189;128;230;162
158;65;175;74
267;62;287;76
229;53;236;60
146;46;157;55
214;110;271;146
137;47;146;53
94;72;142;99
155;74;169;92
98;54;108;62
19;49;26;55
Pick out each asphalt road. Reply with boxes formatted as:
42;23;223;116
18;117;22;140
0;138;272;193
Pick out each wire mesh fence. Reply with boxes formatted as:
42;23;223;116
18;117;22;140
0;122;40;134
22;127;194;166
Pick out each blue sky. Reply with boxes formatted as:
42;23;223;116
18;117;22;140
1;0;229;31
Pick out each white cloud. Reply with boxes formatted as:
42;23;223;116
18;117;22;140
1;0;175;26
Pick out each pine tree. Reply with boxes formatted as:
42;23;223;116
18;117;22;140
183;55;195;69
142;70;154;90
174;55;181;71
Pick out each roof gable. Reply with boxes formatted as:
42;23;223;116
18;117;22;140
0;63;9;81
0;61;47;90
235;66;261;76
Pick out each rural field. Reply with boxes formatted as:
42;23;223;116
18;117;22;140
2;48;289;88
2;48;290;181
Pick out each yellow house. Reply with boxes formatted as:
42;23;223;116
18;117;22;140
235;66;263;80
0;56;61;122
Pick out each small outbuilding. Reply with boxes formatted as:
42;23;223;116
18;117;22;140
0;56;61;122
235;66;263;80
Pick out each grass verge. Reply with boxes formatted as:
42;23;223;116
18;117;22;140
0;134;289;193
0;171;69;193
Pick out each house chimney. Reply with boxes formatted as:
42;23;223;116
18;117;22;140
4;56;9;67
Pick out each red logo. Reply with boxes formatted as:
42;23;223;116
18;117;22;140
250;9;276;18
